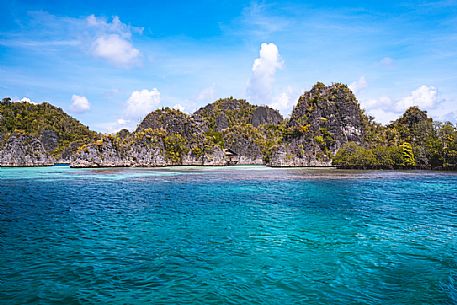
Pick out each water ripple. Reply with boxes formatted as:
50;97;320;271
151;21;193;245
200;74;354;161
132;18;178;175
1;166;457;304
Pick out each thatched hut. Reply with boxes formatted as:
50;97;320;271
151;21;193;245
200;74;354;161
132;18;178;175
223;149;238;165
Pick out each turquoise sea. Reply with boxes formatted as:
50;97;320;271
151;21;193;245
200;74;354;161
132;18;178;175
1;166;456;304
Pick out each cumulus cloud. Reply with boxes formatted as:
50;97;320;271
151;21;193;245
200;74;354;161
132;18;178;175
362;96;392;111
366;108;399;124
8;12;143;68
349;76;367;94
361;85;440;124
396;85;437;111
92;34;140;67
86;15;143;38
173;104;185;112
13;97;40;105
95;118;134;134
247;42;283;104
70;95;90;113
125;89;161;119
269;86;298;116
117;118;129;125
86;15;142;67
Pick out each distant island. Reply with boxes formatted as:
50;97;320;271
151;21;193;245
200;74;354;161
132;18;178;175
1;82;456;169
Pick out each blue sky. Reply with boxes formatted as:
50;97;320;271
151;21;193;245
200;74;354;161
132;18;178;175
1;0;457;132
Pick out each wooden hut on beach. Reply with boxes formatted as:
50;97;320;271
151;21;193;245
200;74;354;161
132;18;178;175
223;149;238;165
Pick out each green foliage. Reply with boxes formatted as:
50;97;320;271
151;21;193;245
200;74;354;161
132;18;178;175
3;95;457;170
0;100;96;158
400;142;416;167
164;133;189;164
196;97;258;131
205;130;224;148
334;142;414;169
332;142;376;169
314;135;325;145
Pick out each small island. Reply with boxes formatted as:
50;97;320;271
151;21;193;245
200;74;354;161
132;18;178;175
1;82;456;169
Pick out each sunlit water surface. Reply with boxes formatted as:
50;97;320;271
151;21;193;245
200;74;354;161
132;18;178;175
1;166;457;304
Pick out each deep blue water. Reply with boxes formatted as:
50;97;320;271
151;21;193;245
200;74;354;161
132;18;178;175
1;166;457;304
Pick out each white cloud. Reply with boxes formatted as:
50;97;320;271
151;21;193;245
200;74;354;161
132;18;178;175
125;89;161;119
361;85;439;124
86;15;142;67
70;95;90;113
361;96;392;111
117;118;128;125
92;34;140;67
97;106;162;133
86;15;143;38
95;119;135;134
5;12;143;68
366;108;399;124
349;76;367;94
173;104;185;112
247;42;283;104
13;97;39;105
270;86;298;116
396;85;437;111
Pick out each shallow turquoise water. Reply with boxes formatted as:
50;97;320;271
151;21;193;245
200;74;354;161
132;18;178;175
1;166;457;304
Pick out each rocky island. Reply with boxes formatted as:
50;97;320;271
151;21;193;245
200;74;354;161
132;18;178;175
1;82;456;169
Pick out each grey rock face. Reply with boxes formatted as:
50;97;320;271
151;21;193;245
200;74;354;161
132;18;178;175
0;134;54;166
58;141;84;163
182;146;226;166
215;114;229;131
39;130;59;152
251;106;283;127
137;108;203;141
71;136;167;168
71;135;227;168
268;143;332;167
70;138;128;168
223;127;264;165
127;136;167;167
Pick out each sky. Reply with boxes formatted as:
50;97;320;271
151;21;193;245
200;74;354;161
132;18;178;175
1;0;457;132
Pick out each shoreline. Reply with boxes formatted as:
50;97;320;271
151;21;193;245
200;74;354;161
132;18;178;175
2;163;457;171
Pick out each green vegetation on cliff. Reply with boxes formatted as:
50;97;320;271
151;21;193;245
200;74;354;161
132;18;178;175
2;84;457;169
192;97;285;163
333;107;457;169
0;98;96;159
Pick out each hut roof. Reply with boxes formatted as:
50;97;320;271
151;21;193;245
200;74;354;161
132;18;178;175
223;149;238;156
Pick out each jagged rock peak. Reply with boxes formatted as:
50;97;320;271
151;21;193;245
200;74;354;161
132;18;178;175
136;107;197;132
0;99;95;162
288;82;365;144
268;82;366;167
193;97;283;131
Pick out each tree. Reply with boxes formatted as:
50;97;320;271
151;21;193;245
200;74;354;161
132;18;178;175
1;97;12;105
401;142;416;167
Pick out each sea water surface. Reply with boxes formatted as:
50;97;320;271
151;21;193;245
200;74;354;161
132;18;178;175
1;166;457;304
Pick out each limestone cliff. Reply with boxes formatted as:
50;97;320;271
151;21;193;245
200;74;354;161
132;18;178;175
192;97;283;163
269;82;365;166
0;133;54;166
71;109;226;167
2;84;368;168
0;99;95;165
193;97;283;130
